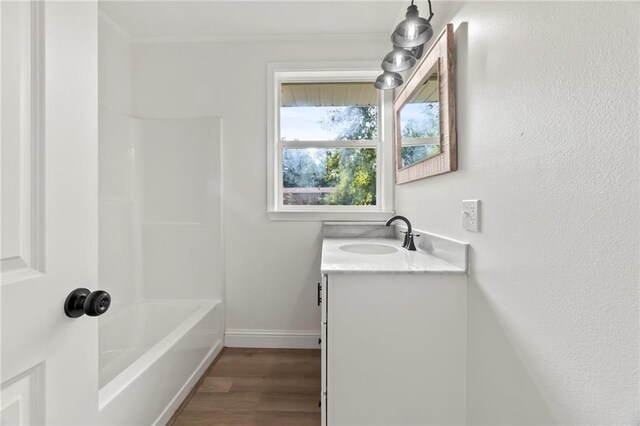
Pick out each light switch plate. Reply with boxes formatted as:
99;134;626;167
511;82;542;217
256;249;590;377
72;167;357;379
462;200;480;232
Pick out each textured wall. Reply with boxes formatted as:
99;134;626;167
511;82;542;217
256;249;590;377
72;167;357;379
398;2;640;423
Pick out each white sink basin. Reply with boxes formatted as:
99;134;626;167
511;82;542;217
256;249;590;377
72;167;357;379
339;243;398;255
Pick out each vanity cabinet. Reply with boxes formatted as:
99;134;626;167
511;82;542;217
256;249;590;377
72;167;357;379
320;272;466;425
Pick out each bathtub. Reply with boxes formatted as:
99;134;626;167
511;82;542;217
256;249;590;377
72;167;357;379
97;299;223;425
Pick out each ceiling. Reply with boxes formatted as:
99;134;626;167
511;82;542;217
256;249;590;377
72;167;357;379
99;1;407;41
281;82;378;107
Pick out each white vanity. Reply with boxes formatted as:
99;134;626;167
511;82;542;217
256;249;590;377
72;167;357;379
320;223;468;425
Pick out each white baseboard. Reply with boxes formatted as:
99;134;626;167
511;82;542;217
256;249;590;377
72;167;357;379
225;329;321;349
154;340;223;426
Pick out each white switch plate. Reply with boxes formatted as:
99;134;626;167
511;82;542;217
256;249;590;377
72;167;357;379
462;200;480;232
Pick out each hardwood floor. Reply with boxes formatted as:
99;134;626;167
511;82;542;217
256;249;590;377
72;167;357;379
169;348;321;425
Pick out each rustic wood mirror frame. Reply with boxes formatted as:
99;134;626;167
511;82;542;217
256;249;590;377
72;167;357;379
393;23;456;184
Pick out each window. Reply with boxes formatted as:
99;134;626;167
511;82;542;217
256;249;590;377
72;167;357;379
267;63;394;220
280;83;378;206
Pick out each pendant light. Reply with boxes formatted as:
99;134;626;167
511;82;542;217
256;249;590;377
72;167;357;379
391;0;434;49
381;46;417;73
374;0;435;91
374;72;403;90
410;44;424;61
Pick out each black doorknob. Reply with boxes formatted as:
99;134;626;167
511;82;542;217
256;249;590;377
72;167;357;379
64;288;111;318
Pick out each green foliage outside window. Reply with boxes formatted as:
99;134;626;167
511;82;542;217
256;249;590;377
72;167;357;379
282;106;378;206
320;106;377;206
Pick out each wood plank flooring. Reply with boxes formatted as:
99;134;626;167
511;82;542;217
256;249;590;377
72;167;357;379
170;348;321;425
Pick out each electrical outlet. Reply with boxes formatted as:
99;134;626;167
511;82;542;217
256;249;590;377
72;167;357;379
462;200;480;232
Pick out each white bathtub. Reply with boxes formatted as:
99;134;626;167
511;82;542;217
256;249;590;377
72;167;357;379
97;300;223;425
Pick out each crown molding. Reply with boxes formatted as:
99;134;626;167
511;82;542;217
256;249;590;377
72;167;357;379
129;32;389;44
99;9;390;45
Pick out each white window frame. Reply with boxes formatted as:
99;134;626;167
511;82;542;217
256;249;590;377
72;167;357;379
266;62;394;221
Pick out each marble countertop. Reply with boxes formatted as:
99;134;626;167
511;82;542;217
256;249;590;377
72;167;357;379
321;237;467;274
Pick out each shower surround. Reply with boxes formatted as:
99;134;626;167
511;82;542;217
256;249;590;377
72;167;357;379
98;107;224;424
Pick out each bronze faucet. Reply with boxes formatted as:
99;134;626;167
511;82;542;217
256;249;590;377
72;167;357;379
385;215;418;251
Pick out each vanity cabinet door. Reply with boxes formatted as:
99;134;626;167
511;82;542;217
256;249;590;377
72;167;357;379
327;273;466;425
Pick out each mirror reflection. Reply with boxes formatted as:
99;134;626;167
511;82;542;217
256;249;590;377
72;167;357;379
398;64;440;168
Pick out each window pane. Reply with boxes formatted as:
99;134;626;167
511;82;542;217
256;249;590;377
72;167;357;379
280;83;378;141
282;148;376;206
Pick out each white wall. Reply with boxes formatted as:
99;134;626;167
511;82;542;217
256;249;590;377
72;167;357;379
397;2;639;423
131;39;389;336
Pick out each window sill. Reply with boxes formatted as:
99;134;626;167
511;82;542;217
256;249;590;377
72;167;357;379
267;210;395;222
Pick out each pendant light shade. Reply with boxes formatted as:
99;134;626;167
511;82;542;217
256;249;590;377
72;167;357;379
381;47;417;73
374;72;403;90
391;1;434;49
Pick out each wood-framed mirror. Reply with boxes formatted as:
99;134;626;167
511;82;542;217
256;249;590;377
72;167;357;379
393;24;456;184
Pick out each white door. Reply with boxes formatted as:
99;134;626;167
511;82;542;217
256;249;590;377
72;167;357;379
1;2;100;424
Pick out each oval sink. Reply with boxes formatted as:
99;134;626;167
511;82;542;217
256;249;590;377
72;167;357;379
339;243;398;255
